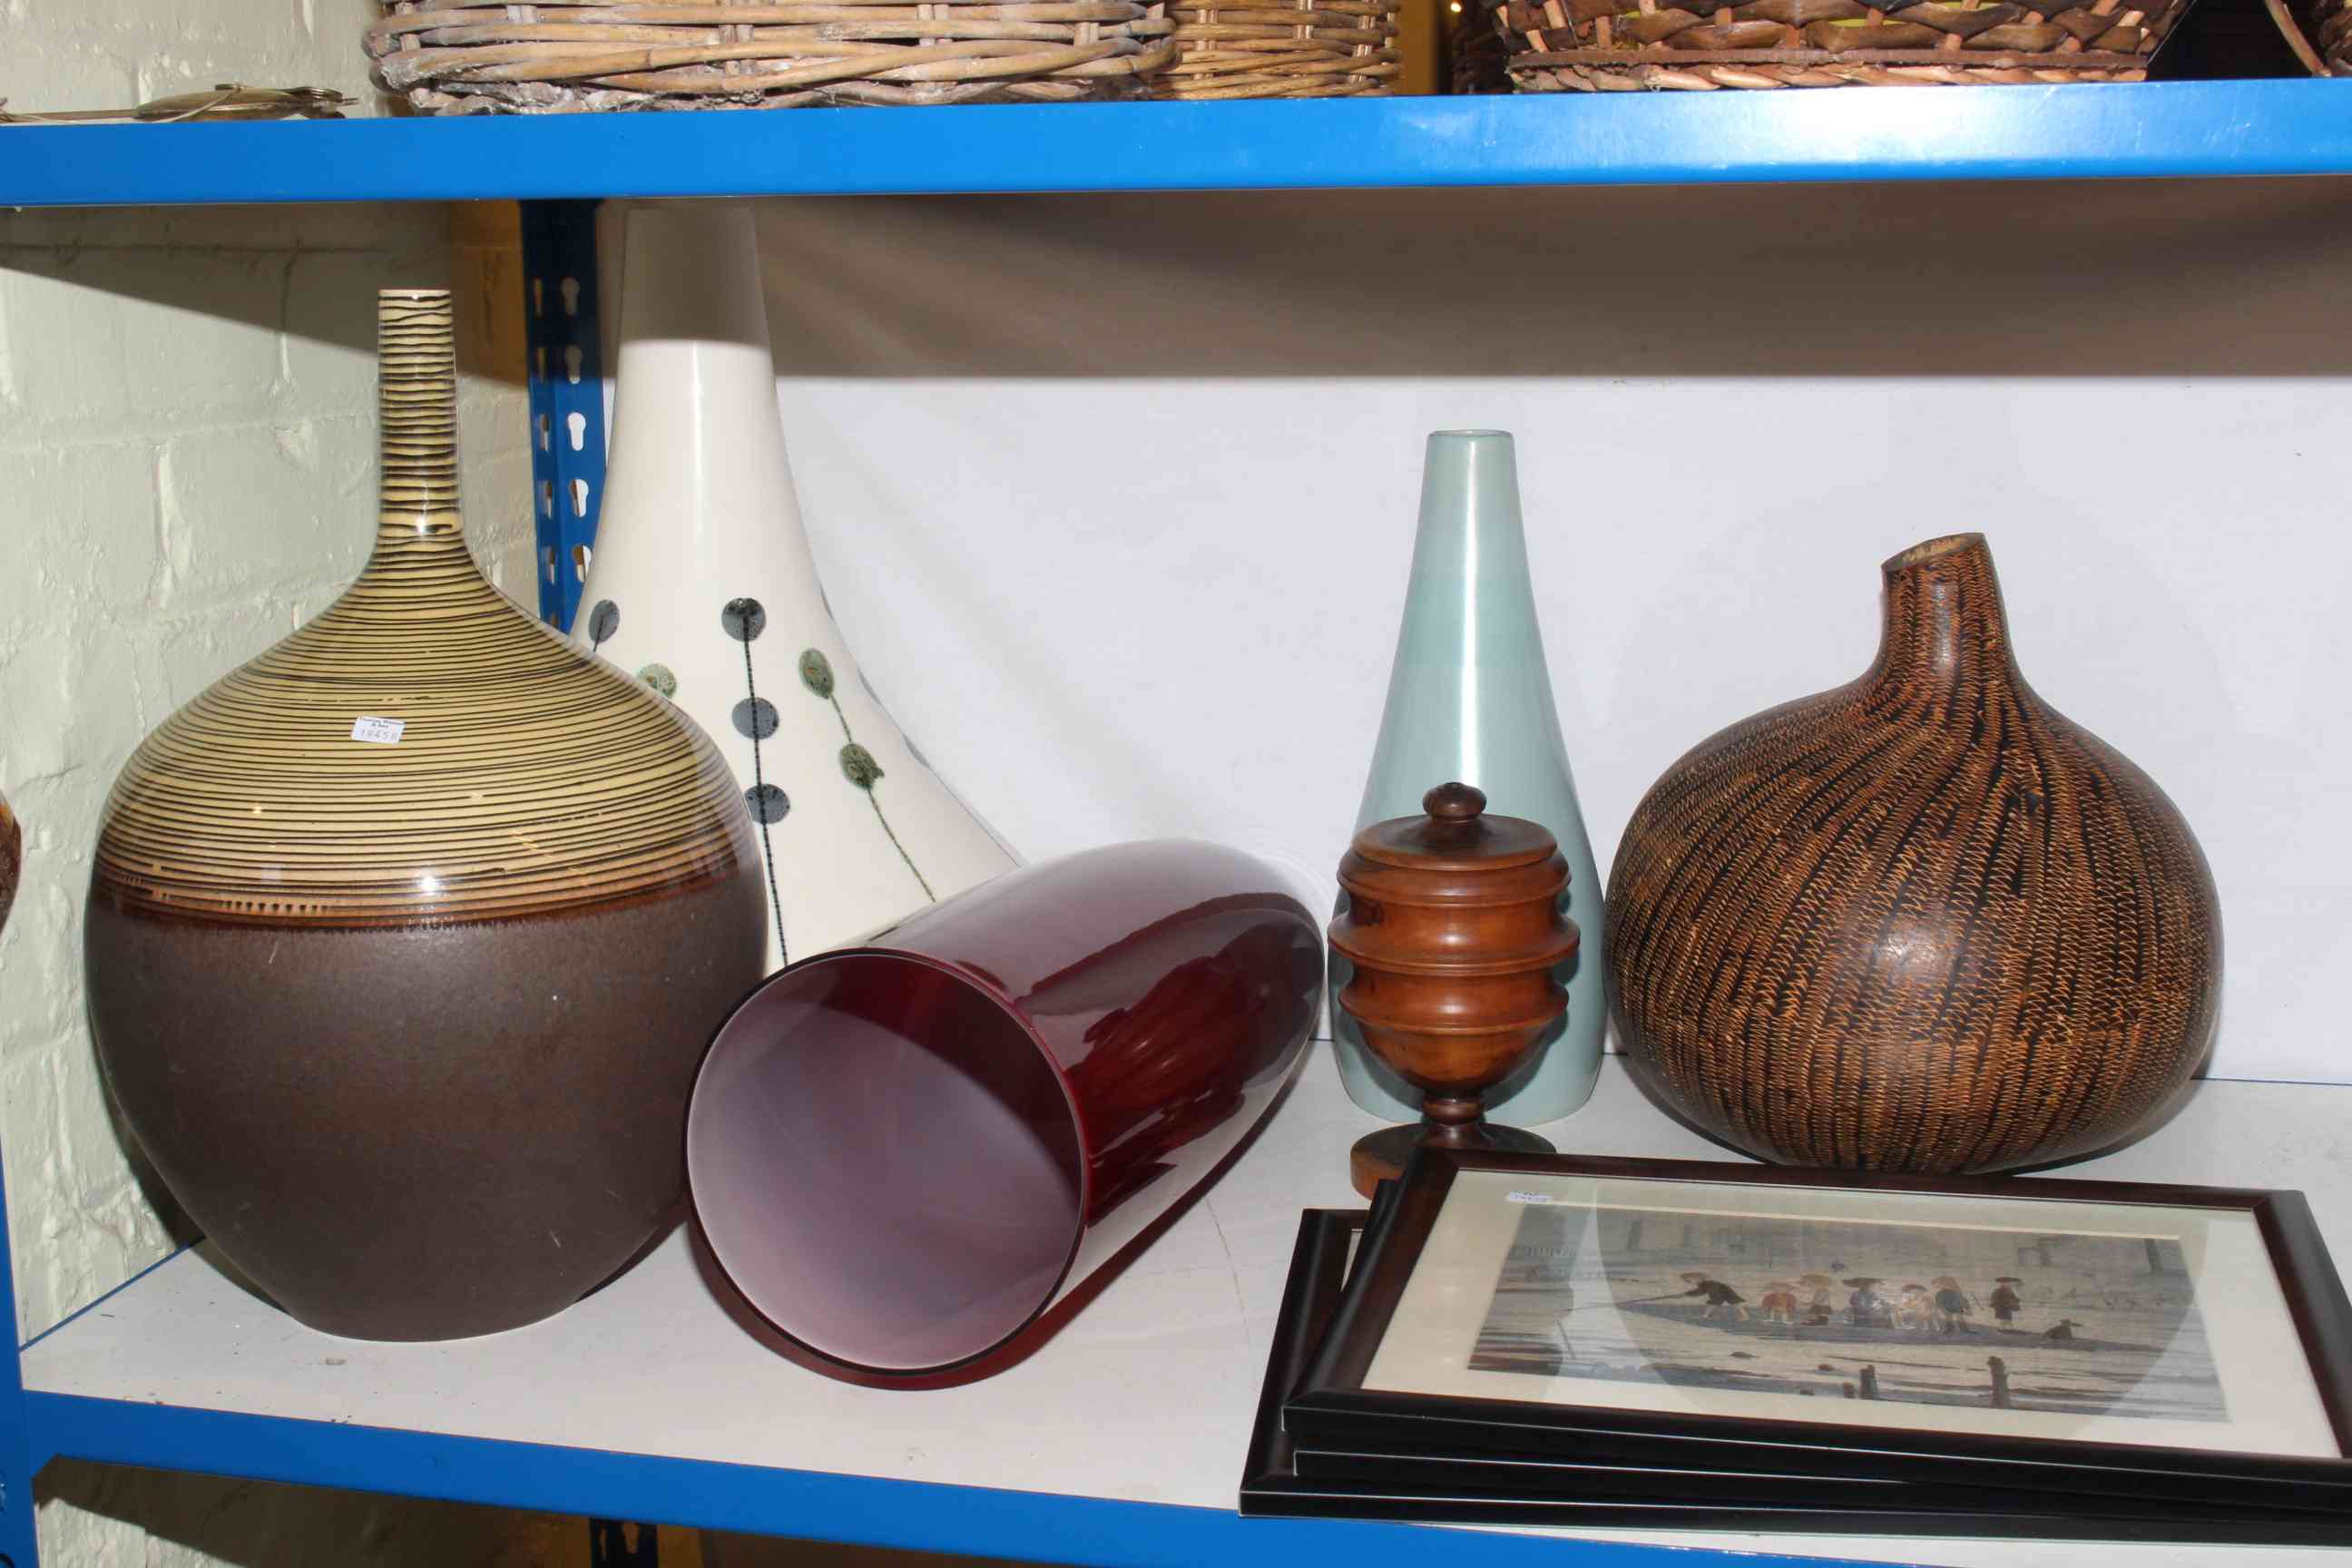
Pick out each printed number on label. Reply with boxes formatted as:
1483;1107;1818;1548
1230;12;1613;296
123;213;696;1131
351;717;406;745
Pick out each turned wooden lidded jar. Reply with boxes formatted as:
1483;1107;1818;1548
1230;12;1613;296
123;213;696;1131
1331;782;1581;1197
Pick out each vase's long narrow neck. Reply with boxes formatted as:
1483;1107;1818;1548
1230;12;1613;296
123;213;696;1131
375;289;466;554
1402;431;1538;625
609;203;789;483
1864;534;2022;708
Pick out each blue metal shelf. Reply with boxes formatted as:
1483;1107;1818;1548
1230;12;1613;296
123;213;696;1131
4;80;2350;208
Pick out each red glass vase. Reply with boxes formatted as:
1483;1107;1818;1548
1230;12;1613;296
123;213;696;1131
687;840;1321;1380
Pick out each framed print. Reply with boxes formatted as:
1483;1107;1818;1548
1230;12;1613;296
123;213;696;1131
1289;1151;2352;1515
1240;1206;2352;1544
1276;1447;2352;1543
1241;1207;1367;1514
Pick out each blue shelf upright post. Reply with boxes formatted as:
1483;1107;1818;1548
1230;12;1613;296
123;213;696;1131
522;200;609;633
522;196;650;1563
0;1148;44;1568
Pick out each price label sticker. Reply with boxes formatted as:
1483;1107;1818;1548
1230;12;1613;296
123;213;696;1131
351;717;406;745
1505;1191;1561;1206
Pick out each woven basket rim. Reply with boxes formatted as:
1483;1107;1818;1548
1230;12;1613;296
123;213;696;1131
375;0;1396;102
1515;43;2147;61
1489;0;2184;82
375;0;1177;102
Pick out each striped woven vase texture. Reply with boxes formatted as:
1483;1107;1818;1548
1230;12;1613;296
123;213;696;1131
1607;533;2221;1175
85;289;769;1342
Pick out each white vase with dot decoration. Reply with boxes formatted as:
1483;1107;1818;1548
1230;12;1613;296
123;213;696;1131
573;201;1017;975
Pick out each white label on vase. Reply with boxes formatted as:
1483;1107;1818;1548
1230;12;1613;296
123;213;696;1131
350;717;406;745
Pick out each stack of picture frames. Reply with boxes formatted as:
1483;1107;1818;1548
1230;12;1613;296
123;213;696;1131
1244;1152;2352;1545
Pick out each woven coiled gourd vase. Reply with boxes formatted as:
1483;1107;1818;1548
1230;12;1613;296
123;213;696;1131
0;792;18;936
86;290;768;1341
1607;534;2220;1175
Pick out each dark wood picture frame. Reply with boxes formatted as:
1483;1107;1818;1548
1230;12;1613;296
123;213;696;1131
1241;1205;2352;1542
1284;1150;2352;1521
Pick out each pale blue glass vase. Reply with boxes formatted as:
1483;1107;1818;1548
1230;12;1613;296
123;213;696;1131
1332;430;1605;1128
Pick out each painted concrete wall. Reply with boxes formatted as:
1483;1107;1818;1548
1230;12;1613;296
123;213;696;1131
0;3;544;1559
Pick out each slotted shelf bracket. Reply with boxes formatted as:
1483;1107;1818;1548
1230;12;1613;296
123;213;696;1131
522;200;609;633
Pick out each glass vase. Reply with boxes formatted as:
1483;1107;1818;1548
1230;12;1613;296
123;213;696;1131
1333;430;1606;1128
688;840;1321;1382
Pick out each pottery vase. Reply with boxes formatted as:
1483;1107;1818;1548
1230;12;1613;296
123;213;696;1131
689;839;1321;1383
1608;533;2221;1175
86;289;769;1341
574;202;1016;974
1334;431;1604;1128
0;791;17;936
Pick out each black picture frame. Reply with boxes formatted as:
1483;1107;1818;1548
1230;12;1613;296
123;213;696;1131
1286;1149;2352;1518
1240;1206;2352;1543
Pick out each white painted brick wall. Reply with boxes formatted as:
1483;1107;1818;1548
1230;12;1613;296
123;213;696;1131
2;5;545;1560
0;0;378;115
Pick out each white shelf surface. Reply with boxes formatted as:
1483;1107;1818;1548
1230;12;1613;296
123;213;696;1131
23;1056;2351;1567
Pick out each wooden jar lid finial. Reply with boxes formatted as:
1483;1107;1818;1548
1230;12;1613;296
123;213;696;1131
1426;780;1484;820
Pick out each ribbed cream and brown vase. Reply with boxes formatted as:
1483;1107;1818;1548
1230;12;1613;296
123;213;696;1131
86;290;768;1342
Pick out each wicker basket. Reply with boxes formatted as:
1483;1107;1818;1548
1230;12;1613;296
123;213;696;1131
1487;0;2186;87
1450;0;1514;85
368;0;1176;110
1152;0;1400;96
2277;0;2351;70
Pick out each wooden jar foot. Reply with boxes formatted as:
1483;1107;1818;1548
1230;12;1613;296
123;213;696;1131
1349;1119;1554;1199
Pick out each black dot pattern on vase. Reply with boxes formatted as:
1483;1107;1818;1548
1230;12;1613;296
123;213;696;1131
587;600;620;647
720;598;766;642
745;784;790;825
732;697;779;740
